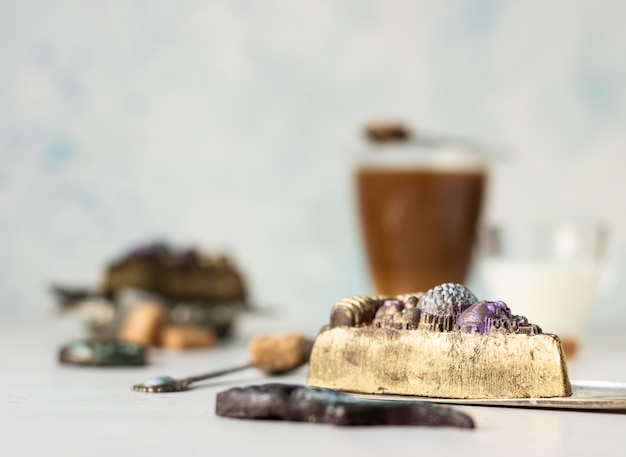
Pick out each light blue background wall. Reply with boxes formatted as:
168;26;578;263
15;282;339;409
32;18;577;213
2;0;626;329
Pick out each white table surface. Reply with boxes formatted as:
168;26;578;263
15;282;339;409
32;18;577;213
2;313;626;457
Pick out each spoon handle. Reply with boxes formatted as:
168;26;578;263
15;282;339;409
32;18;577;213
133;333;311;393
185;362;253;384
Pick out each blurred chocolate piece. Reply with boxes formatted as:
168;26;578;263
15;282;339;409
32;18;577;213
59;339;147;366
102;242;246;304
160;325;216;350
216;383;474;428
52;241;250;341
118;302;167;347
249;334;312;374
51;285;94;309
365;122;411;142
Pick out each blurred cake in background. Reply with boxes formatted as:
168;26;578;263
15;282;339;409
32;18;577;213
52;241;250;342
102;242;246;304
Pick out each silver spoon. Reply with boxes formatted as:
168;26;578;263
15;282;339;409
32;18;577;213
132;333;312;393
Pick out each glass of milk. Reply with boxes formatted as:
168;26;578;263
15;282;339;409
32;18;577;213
479;223;608;357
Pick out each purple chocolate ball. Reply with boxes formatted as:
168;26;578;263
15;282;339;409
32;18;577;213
456;300;534;334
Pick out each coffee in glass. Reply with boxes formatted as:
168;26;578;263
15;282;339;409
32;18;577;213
356;123;489;296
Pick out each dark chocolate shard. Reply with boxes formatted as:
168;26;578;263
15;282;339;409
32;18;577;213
215;383;474;428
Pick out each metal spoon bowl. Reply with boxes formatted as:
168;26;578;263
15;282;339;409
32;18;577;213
132;363;252;393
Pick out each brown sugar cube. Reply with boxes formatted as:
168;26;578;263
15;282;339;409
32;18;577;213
249;333;312;374
118;302;167;347
160;325;216;350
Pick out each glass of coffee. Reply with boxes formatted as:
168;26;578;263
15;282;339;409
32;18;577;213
355;123;489;296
